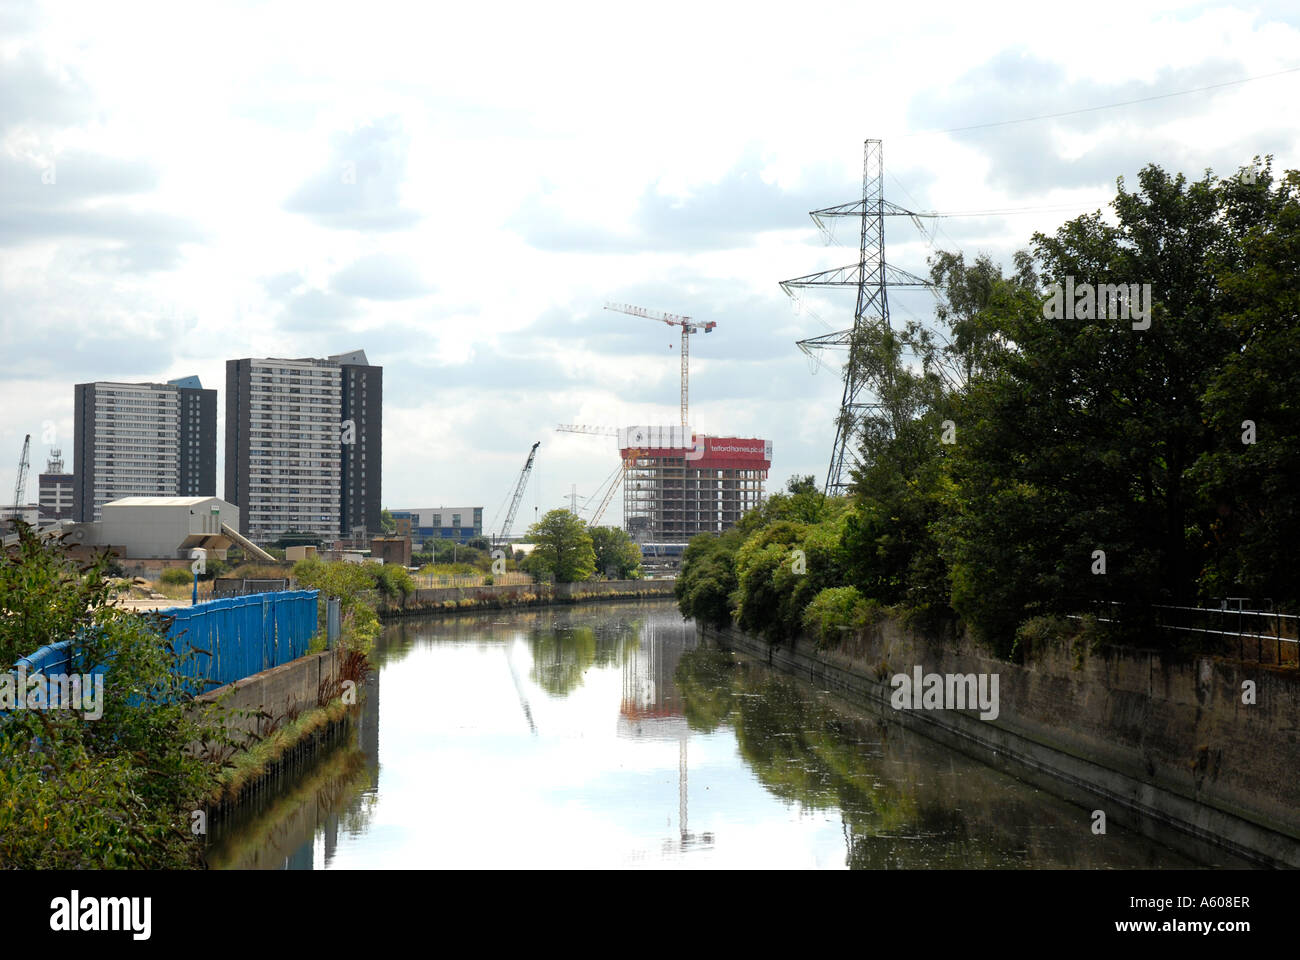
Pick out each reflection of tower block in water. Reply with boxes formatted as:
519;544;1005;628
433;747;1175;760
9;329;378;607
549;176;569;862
617;617;691;740
617;618;713;852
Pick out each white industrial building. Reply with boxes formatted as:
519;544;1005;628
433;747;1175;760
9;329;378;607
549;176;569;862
96;496;238;560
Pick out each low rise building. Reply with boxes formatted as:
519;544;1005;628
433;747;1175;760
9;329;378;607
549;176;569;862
391;506;483;546
371;536;412;567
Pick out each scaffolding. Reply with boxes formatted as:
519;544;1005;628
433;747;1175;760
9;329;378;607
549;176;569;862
620;429;770;542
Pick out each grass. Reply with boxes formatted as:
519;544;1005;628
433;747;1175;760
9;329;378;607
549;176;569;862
207;697;354;806
203;743;370;869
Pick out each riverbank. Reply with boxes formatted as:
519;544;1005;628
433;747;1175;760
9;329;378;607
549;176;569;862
191;645;358;823
702;618;1300;868
205;701;356;822
377;578;675;619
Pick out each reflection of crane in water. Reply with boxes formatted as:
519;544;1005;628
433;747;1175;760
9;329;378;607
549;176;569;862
504;643;537;735
618;617;713;852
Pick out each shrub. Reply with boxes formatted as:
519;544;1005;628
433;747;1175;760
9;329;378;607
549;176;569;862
159;567;193;586
802;586;866;648
1011;615;1073;662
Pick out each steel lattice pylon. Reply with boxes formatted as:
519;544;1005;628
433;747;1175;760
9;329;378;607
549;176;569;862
780;140;936;495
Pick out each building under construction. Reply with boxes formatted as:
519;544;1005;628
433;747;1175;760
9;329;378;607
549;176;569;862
618;425;770;542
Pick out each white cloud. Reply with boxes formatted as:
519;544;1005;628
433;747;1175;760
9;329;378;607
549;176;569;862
2;0;1298;513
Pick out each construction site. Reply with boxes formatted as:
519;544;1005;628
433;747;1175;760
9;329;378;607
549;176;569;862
553;302;772;573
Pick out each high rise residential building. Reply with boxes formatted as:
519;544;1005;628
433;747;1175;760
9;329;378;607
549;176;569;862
225;350;381;545
72;377;217;522
334;350;383;541
38;449;74;522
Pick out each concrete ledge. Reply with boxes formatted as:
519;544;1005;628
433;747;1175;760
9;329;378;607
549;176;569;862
708;624;1300;869
195;649;340;742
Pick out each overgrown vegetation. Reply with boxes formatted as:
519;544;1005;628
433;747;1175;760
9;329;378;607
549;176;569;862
0;522;229;868
677;159;1300;659
291;556;410;653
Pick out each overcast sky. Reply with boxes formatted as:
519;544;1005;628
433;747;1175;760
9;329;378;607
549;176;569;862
2;0;1297;528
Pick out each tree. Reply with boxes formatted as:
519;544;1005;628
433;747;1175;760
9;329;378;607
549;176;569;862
379;509;397;535
936;162;1288;651
589;526;642;580
291;556;382;653
675;528;745;629
1190;166;1300;605
523;510;596;583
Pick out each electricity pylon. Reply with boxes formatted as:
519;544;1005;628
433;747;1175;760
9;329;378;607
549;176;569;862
780;139;937;495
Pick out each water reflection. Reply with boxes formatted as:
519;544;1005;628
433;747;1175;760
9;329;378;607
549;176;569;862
210;600;1215;869
674;645;1216;868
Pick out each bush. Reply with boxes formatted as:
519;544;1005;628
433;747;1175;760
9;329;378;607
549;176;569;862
1011;615;1073;662
675;529;744;629
803;586;866;648
0;524;228;867
159;567;193;586
372;563;415;601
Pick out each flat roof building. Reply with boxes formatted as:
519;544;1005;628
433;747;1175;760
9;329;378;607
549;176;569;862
72;377;217;522
391;507;483;546
225;350;381;545
38;449;74;523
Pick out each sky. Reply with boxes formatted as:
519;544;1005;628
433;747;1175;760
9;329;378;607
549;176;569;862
2;0;1298;528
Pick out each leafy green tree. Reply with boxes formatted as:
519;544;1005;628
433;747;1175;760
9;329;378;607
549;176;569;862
674;528;744;629
1190;166;1300;605
738;474;836;535
589;526;643;580
936;162;1290;651
523;510;596;583
379;509;397;535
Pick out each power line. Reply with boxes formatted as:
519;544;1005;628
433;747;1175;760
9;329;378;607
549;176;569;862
900;63;1300;138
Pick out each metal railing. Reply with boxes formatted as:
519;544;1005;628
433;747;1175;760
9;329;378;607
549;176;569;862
211;577;293;597
1080;599;1298;666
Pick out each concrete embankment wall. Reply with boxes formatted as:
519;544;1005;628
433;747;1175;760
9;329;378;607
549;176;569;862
194;649;341;743
378;578;675;618
193;648;351;818
705;620;1300;868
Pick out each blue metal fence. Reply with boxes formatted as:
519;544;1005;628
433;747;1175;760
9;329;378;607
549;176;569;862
13;639;75;677
158;590;319;689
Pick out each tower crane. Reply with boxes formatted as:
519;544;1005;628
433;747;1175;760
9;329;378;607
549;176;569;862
604;302;716;428
11;434;30;518
494;441;540;546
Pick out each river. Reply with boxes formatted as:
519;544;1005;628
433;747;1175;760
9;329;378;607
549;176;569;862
205;598;1218;869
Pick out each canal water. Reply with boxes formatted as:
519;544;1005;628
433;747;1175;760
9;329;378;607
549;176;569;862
206;599;1215;869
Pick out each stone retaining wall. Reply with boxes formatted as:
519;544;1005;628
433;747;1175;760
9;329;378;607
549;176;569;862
706;619;1300;868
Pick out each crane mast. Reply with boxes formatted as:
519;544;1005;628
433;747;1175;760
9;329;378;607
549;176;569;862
604;302;716;429
12;434;30;517
496;441;540;545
